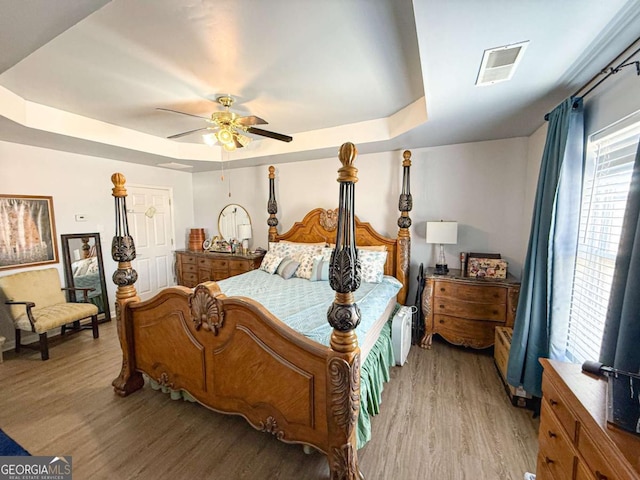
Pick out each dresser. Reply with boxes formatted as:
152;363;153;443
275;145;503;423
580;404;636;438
175;250;265;288
420;268;520;349
537;359;640;480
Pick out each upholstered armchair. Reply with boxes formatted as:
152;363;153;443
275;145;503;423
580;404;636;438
0;268;99;360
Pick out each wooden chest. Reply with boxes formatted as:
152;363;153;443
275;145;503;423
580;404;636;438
494;326;536;409
175;250;265;287
420;268;520;349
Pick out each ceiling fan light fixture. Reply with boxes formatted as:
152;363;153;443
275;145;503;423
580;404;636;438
236;134;252;147
202;132;217;147
217;128;234;145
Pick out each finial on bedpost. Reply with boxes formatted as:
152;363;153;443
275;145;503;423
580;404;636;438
267;166;279;243
396;150;412;304
110;172;143;397
326;142;364;480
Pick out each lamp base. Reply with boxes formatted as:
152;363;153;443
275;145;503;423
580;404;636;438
434;263;449;275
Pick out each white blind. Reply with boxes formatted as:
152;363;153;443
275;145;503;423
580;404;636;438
565;118;640;364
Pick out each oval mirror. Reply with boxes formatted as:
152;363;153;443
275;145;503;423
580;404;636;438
218;204;251;241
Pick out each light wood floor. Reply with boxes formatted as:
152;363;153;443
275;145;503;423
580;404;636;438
0;321;539;479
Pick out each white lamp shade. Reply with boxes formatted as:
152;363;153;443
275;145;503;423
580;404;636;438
237;224;252;240
426;221;458;244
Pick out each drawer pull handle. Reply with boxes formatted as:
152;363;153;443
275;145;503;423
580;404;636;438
544;457;554;465
439;305;445;309
549;399;558;406
547;430;556;439
493;310;498;315
440;288;445;292
439;319;445;324
595;472;607;480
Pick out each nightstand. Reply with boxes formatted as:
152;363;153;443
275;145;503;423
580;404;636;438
420;268;520;349
175;250;265;288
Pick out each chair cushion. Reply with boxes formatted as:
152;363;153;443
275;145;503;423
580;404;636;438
0;268;66;321
14;302;98;333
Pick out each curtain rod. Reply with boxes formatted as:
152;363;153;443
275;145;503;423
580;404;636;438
544;35;640;121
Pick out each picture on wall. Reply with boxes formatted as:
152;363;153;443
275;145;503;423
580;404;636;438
0;195;58;271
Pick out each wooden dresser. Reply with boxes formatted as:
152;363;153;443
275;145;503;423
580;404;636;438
420;268;520;349
175;250;265;288
537;359;640;480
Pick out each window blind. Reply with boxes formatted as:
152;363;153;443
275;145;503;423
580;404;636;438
565;118;640;364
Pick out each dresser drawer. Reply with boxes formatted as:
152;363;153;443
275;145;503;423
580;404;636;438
433;314;502;349
433;300;506;321
182;263;197;273
434;282;506;304
181;254;197;265
229;259;248;270
537;400;577;480
211;259;229;271
183;272;198;287
577;428;617;480
542;374;578;442
575;460;593;480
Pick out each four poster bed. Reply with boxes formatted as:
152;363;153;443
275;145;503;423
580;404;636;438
110;144;413;479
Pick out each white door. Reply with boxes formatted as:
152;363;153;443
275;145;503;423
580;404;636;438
126;185;175;301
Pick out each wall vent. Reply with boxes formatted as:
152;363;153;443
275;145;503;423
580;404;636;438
476;41;529;86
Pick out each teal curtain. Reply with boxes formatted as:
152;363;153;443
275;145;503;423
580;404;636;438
600;141;640;374
507;97;584;397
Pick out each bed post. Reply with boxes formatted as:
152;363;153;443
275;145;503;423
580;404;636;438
326;143;364;480
267;165;278;242
110;173;144;397
396;150;412;305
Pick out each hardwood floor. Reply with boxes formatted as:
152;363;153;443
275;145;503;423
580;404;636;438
0;322;538;479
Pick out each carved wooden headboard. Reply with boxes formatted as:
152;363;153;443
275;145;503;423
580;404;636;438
266;150;413;304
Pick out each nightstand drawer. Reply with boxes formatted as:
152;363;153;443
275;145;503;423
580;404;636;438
434;282;506;303
433;314;502;349
433;300;505;321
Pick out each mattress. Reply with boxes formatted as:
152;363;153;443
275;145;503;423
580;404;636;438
216;269;402;360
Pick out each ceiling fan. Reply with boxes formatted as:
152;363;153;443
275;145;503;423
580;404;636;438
158;95;293;151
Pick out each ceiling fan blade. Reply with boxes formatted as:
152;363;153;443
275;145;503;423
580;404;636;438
156;108;210;120
247;127;293;143
168;127;209;139
236;115;268;126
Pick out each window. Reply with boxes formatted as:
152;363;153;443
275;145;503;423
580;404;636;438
565;114;640;364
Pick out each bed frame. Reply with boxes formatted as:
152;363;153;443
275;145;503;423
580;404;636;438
110;144;412;479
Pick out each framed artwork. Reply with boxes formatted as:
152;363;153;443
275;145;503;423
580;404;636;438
0;195;59;271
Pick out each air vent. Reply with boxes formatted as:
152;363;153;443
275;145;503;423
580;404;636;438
476;41;529;86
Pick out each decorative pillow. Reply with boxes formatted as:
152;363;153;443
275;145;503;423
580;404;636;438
358;249;387;283
309;255;330;282
259;251;284;274
269;241;323;259
292;251;316;280
276;257;300;279
280;240;326;246
320;246;334;261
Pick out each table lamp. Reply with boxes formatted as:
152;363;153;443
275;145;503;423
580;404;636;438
237;224;252;255
426;221;458;275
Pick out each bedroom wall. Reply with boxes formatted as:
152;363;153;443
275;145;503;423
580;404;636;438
0;140;194;348
193;136;531;305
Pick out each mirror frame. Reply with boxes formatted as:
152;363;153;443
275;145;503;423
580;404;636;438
217;204;252;241
60;232;111;322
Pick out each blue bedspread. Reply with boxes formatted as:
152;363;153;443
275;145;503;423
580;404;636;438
217;269;402;347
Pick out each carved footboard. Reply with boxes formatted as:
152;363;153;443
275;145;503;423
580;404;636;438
125;282;334;449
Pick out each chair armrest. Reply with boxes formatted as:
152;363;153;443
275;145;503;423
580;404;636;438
4;300;37;330
61;287;95;303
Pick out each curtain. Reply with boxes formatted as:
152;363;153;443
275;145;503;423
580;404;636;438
507;97;584;397
600;141;640;374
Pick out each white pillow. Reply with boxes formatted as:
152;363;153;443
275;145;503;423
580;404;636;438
292;251;316;280
358;249;387;283
269;241;323;259
259;251;284;274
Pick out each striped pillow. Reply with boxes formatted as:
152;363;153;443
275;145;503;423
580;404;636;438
309;255;330;282
276;257;300;279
